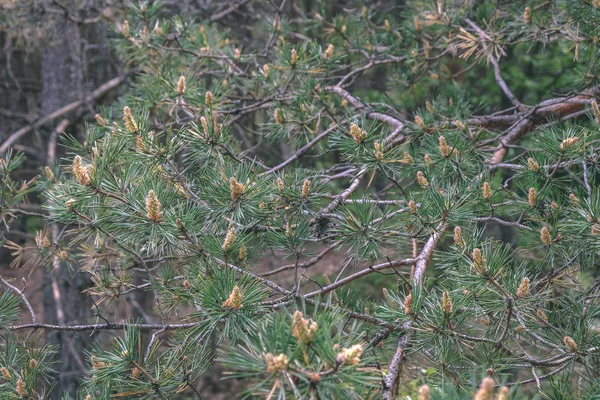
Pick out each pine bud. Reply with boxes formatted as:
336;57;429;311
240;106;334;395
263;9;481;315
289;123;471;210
560;137;579;151
123;106;138;133
213;112;220;138
121;20;130;37
274;108;284;124
222;285;243;309
91;355;106;369
527;157;540;172
309;372;320;382
1;366;11;379
528;187;536;207
71;154;81;175
402;151;414;164
154;22;164;36
16;379;27;397
540;226;552;246
416;171;429;188
408;200;418;214
336;344;363;365
383;19;392;32
230;177;245;200
29;358;38;369
439;136;451;157
85;395;93;400
563;336;577;352
482;181;493;201
474;377;494;400
301;179;311;198
404;293;413;314
415;115;426;130
95;114;107;127
290;49;298;65
361;6;368;19
234;48;241;60
418;385;430;400
239;244;247;260
424;154;432;166
177;75;186;95
414;15;421;32
43;166;55;181
276;177;284;191
28;358;37;370
441;291;452;314
205;90;213;107
222;226;236;251
425;101;435;114
285;222;292;238
264;353;289;373
569;193;580;205
517;277;530;298
145;190;162;222
263;64;270;78
72;156;92;186
259;201;266;210
551;201;559;209
323;44;334;59
592;223;600;235
135;135;145;151
592;100;600;123
537;309;548;322
454;226;464;247
523;7;531;24
200;116;210;138
473;248;486;273
374;142;384;161
481;317;490;326
132;366;142;379
496;386;510;400
292;310;318;344
349;123;367;144
66;198;77;210
182;280;191;289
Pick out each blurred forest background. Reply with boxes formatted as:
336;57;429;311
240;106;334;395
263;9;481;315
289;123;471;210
0;0;596;398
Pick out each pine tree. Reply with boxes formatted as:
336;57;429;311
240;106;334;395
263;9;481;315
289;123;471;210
1;1;600;399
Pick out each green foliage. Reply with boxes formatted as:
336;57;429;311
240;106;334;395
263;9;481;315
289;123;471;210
2;0;600;399
220;306;377;399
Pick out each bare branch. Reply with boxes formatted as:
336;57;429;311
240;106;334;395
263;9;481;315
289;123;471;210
0;74;127;153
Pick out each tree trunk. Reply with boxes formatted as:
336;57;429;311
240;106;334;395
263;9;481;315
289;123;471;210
41;14;89;398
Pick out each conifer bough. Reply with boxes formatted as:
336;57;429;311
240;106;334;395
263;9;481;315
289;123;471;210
1;1;600;399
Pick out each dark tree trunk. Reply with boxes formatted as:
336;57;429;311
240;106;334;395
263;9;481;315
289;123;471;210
41;14;89;399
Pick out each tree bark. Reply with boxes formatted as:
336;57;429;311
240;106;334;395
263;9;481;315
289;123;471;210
41;13;89;398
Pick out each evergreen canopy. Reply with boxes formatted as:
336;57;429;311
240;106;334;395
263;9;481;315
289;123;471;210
1;1;600;399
